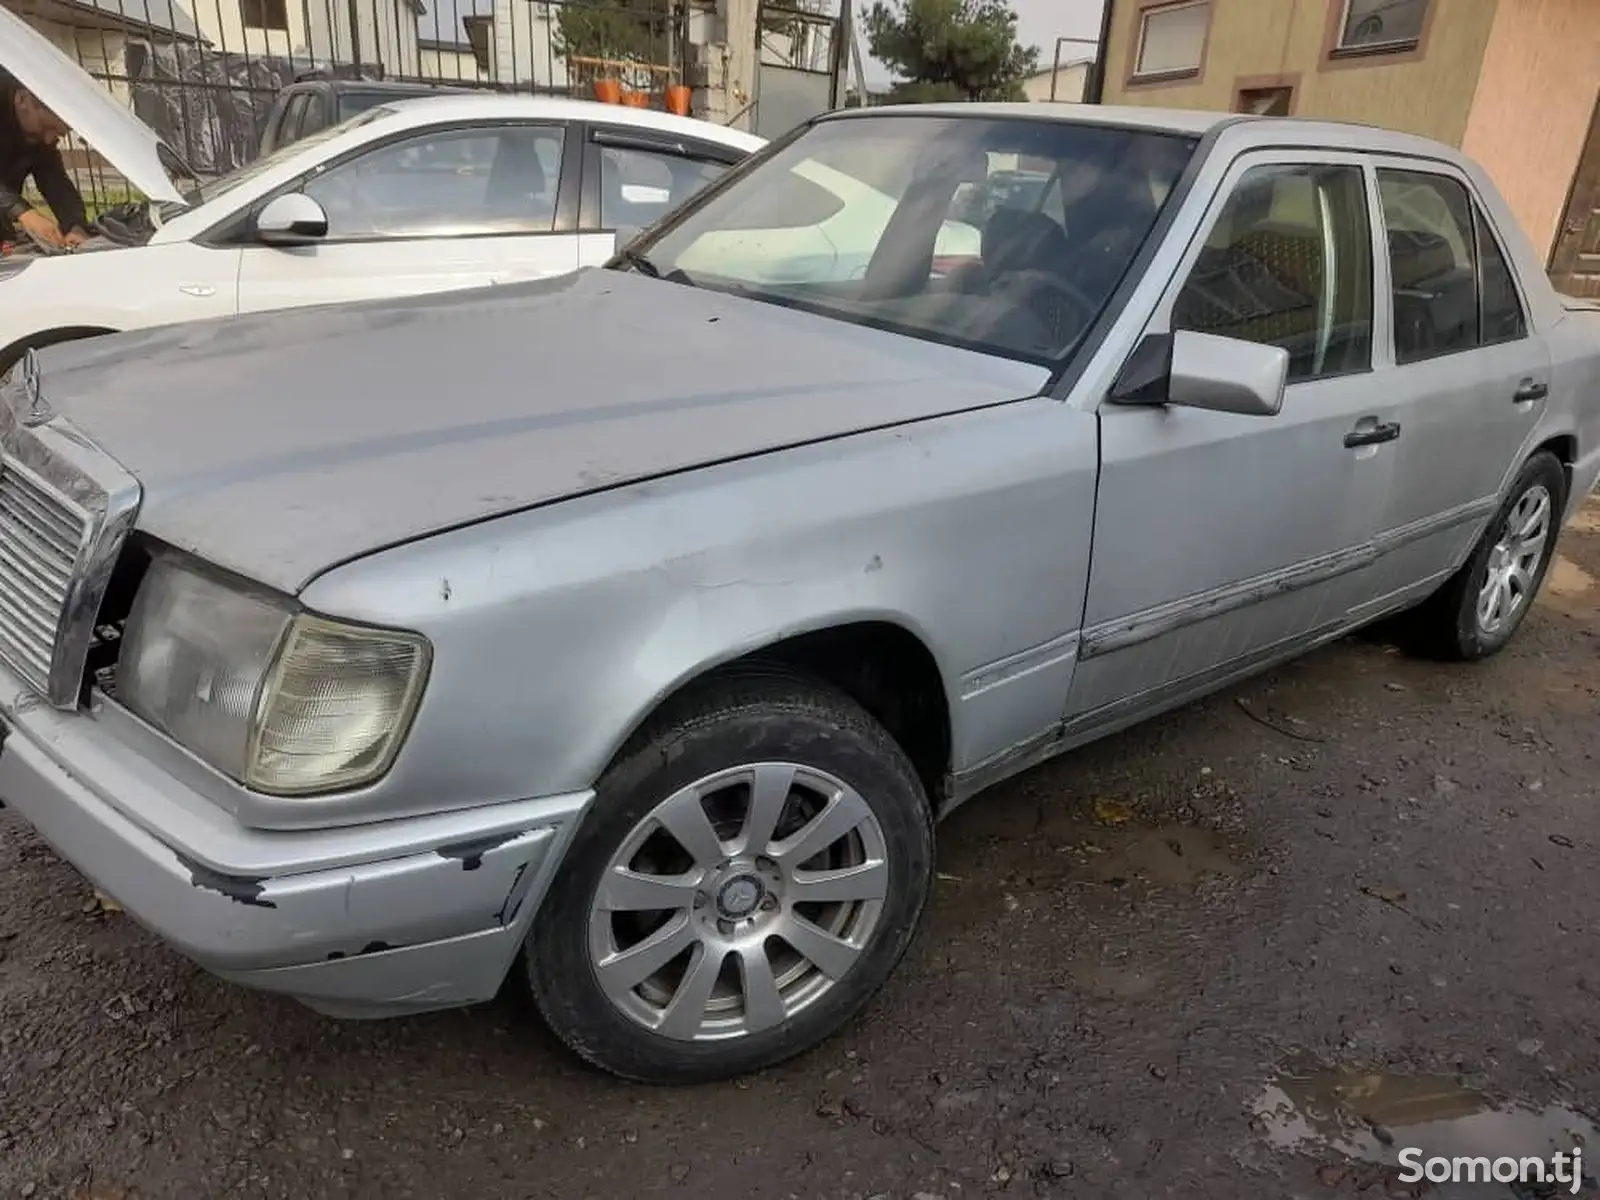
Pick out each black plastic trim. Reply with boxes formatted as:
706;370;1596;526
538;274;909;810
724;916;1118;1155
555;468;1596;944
1109;331;1173;404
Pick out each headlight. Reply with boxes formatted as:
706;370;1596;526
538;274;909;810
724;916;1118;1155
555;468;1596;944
117;554;430;796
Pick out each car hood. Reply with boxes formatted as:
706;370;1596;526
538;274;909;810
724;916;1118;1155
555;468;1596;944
33;269;1050;593
0;6;188;206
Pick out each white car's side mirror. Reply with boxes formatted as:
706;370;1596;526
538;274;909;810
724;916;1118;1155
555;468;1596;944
1110;330;1288;418
255;193;330;247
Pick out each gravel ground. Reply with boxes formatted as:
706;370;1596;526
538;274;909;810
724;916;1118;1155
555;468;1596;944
2;496;1598;1200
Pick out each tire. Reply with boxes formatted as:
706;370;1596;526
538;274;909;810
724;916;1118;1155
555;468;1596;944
523;671;935;1084
1405;450;1566;661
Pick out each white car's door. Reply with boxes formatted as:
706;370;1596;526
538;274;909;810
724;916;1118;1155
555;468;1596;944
235;121;580;314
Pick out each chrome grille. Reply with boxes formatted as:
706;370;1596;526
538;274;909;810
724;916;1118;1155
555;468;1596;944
0;459;89;691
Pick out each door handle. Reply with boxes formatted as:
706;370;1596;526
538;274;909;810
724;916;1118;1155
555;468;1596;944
1513;379;1549;403
1343;420;1401;448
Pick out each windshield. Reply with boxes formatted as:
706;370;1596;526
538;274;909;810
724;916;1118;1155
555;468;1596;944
174;105;395;211
627;115;1196;364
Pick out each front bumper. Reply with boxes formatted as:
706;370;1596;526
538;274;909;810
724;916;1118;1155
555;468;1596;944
0;671;591;1018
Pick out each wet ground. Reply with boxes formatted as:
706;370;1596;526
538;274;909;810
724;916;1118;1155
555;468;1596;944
2;496;1599;1200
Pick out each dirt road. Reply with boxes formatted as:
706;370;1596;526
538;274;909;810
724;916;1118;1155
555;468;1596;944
3;498;1599;1200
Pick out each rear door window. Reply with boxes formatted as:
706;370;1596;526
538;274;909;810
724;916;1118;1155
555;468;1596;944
592;142;729;230
1474;205;1528;345
1377;169;1480;364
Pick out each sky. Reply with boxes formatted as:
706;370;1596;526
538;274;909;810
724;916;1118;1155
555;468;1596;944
860;0;1107;86
417;0;1109;86
1007;0;1106;69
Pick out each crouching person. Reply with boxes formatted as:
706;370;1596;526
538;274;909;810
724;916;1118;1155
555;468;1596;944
1;68;90;250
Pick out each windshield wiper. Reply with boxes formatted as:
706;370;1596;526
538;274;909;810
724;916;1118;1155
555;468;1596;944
614;247;661;277
613;247;696;287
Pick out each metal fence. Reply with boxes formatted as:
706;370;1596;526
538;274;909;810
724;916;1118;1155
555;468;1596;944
20;0;698;209
754;1;833;138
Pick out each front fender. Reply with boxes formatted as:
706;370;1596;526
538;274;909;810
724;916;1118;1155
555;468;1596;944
298;398;1099;816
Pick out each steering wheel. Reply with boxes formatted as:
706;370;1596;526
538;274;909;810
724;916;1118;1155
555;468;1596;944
995;268;1101;347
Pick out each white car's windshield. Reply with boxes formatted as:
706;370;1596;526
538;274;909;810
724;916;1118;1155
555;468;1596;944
624;114;1196;364
172;106;395;212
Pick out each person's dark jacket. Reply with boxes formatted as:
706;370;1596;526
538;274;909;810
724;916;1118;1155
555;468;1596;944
0;70;88;239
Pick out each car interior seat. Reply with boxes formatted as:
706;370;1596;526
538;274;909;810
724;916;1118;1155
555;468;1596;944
1387;228;1474;359
485;133;551;224
1171;178;1325;372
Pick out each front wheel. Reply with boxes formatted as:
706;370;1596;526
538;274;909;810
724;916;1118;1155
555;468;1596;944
1406;450;1566;661
523;673;935;1084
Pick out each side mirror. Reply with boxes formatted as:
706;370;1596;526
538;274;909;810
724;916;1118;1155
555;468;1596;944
1109;330;1288;417
255;193;329;246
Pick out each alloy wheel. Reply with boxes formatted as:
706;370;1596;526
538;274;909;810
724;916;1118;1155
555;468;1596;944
1476;483;1551;637
586;762;890;1042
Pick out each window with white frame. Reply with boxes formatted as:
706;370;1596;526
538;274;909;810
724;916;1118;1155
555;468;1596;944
1133;1;1210;80
1335;0;1429;54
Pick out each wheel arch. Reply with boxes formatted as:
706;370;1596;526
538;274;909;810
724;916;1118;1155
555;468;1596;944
603;619;956;815
1532;431;1578;494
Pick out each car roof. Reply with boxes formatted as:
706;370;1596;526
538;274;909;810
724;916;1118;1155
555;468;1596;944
818;101;1470;160
375;93;767;152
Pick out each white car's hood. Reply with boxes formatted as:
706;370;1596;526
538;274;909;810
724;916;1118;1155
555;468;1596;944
0;6;187;206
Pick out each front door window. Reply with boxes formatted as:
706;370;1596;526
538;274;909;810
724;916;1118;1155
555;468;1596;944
301;125;567;239
1171;162;1373;382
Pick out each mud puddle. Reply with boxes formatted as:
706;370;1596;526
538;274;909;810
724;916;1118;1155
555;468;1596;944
1252;1055;1599;1196
1089;824;1242;888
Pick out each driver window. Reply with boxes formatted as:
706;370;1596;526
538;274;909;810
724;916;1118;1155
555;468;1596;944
1171;162;1373;383
301;125;566;239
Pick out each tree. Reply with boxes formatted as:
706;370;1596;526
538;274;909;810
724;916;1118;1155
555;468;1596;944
555;0;673;66
862;0;1038;103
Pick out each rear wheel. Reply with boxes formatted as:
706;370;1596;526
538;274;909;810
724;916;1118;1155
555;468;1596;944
1405;451;1566;661
523;673;935;1084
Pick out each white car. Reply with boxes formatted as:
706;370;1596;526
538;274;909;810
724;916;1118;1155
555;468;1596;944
0;7;764;373
677;157;982;285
